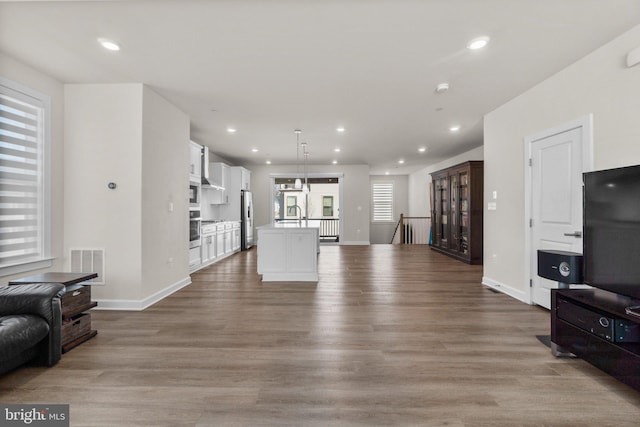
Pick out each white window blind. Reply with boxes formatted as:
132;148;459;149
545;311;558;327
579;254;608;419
372;182;393;222
0;80;49;271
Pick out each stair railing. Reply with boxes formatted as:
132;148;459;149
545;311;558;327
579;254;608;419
391;214;431;244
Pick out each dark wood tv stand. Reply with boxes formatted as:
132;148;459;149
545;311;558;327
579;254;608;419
551;288;640;391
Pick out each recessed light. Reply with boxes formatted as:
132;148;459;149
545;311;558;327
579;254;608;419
398;159;405;164
227;127;237;133
334;148;341;152
265;160;271;165
251;148;259;153
418;147;427;153
467;36;490;50
336;127;345;132
449;125;461;132
385;171;390;175
332;160;338;164
97;38;120;51
435;83;449;93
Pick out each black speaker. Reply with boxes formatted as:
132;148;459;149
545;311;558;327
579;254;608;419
537;249;583;284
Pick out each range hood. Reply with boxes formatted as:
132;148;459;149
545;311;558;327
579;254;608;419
201;147;212;186
201;148;225;189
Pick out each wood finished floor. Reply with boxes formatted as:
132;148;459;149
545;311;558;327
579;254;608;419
2;245;640;426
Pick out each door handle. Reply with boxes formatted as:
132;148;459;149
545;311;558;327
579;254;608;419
563;231;582;238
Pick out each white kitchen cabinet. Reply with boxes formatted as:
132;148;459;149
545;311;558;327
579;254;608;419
240;168;251;191
232;222;241;251
201;232;216;264
189;141;202;180
219;166;251;220
256;224;319;281
209;162;229;204
190;221;242;273
210;162;228;188
215;223;225;257
224;223;233;254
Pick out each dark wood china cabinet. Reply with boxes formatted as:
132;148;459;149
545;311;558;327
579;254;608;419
430;161;483;264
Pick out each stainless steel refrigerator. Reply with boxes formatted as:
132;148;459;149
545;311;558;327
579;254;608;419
241;190;254;250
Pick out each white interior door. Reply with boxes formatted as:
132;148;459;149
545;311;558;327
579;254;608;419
530;124;588;309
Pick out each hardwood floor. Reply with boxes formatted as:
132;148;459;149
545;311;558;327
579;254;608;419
2;245;640;426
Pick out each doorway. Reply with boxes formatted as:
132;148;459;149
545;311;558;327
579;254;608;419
525;115;593;309
269;173;343;245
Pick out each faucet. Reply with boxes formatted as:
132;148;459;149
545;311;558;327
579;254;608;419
294;205;302;223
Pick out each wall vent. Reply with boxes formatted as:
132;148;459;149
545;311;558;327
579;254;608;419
69;248;105;284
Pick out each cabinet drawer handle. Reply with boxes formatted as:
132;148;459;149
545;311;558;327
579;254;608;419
72;290;81;297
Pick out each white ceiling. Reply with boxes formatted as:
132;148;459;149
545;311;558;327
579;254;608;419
1;1;639;174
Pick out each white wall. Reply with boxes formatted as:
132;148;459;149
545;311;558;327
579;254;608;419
0;53;66;283
141;86;190;299
249;164;371;244
64;83;190;307
64;84;145;301
370;175;408;244
408;146;484;218
483;24;640;302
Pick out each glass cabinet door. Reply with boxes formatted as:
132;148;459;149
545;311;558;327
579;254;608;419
449;174;458;252
458;171;469;255
439;176;448;248
432;175;449;248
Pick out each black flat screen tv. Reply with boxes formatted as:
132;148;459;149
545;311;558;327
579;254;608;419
583;164;640;300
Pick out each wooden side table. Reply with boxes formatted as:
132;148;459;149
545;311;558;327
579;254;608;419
9;272;98;353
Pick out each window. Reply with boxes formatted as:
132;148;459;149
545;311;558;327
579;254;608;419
0;78;51;275
372;182;393;222
322;196;333;217
286;195;297;217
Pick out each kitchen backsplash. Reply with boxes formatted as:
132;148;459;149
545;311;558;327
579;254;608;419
200;190;222;220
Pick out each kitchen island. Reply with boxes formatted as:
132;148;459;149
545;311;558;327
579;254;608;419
256;221;320;282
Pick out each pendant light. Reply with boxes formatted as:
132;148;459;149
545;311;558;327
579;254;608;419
301;143;309;194
294;129;302;189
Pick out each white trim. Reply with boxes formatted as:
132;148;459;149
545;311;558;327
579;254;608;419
261;272;318;282
482;276;530;304
0;258;54;278
523;114;593;306
340;240;370;245
0;77;52;275
94;276;192;311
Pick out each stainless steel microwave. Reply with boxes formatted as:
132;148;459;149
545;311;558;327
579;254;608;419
189;183;200;207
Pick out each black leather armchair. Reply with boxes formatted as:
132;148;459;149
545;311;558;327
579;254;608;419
0;283;65;375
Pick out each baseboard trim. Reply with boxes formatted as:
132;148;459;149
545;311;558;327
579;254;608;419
482;276;531;304
94;276;192;311
341;241;371;245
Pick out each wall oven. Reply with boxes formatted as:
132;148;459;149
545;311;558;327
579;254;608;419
189;210;201;248
189;182;200;208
